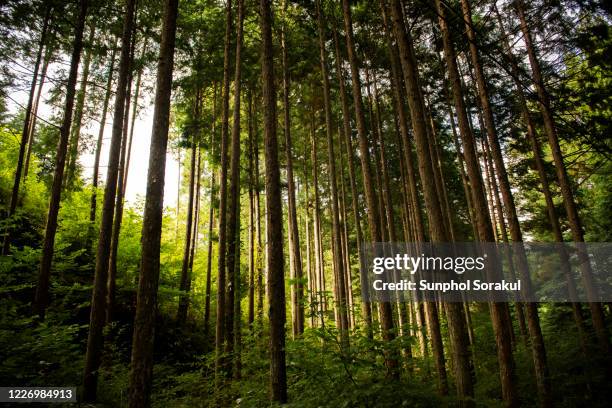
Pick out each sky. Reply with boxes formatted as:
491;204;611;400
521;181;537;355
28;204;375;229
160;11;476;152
7;60;181;209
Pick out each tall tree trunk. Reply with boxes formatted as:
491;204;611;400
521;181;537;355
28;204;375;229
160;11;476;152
190;147;202;285
304;160;316;328
90;40;118;224
316;0;349;348
65;23;96;188
127;0;179;405
332;27;372;336
282;0;304;338
247;89;256;328
33;0;88;318
123;39;148;191
215;0;232;379
434;0;514;403
310;107;325;328
260;0;287;402
338;146;355;329
390;0;475;399
83;0;136;400
254;99;264;321
479;128;523;347
24;41;54;180
381;4;439;374
176;151;181;239
380;0;427;241
341;0;397;374
106;49;135;325
515;0;610;354
3;5;51;255
371;69;412;359
225;0;245;378
460;1;552;404
424;102;455;240
177;91;200;326
493;3;588;353
204;83;217;341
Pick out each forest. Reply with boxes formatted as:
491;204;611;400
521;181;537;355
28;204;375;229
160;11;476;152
0;0;611;406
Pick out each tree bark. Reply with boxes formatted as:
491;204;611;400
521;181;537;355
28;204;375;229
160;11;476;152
127;0;179;405
177;91;200;326
225;0;245;377
65;23;96;188
254;98;264;321
215;0;233;379
3;5;51;254
341;0;397;374
332;27;372;337
391;0;474;398
309;106;325;328
493;3;588;354
515;0;610;355
106;46;135;324
24;40;54;180
434;0;514;403
90;40;118;224
316;0;349;348
247;89;255;328
34;0;88;318
123;39;148;191
204;83;217;341
83;0;136;400
260;0;287;402
282;0;304;338
460;1;552;404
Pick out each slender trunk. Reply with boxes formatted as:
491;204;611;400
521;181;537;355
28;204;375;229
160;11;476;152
310;108;325;328
24;42;53;180
370;71;396;244
106;47;135;325
434;0;514;403
123;39;148;191
332;27;372;337
90;41;118;225
338;146;354;329
371;70;412;360
226;0;245;378
215;0;233;378
424;102;455;240
391;0;474;398
260;0;287;401
304;167;316;328
190;148;202;283
176;151;181;239
316;0;349;348
177;92;200;325
83;0;136;399
282;0;304;338
365;68;388;241
480;132;526;345
341;0;397;373
4;5;51;254
494;4;588;353
515;0;610;354
65;23;96;188
461;1;552;404
247;90;255;328
127;0;179;405
380;1;426;243
254;101;264;321
34;0;88;318
204;83;217;340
